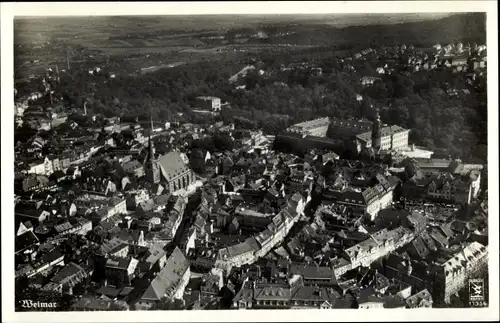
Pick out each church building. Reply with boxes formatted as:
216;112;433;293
144;135;196;193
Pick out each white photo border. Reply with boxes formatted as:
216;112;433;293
1;2;498;322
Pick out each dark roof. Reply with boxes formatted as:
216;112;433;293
24;221;34;229
122;160;143;173
96;286;123;298
329;118;373;137
153;193;171;206
429;229;449;247
51;262;86;284
40;247;64;264
290;286;332;302
253;284;291;301
357;287;382;304
406;289;432;307
439;223;455;238
15;230;39;253
383;295;407;308
409;237;430;260
101;238;129;255
105;256;132;270
140;247;190;301
290;263;336;281
71;296;125;311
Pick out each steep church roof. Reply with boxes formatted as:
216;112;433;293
157;151;191;181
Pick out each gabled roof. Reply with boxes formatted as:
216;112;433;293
101;237;128;255
356;286;383;304
153;193;171;206
145;242;167;265
122;160;143;173
157;152;191;181
409;237;430;259
15;230;39;253
194;214;206;229
289;263;336;281
105;256;133;270
51;262;86;284
254;284;291;301
406;289;432;307
140;247;190;301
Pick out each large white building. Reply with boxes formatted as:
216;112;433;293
195;96;222;112
356;125;410;153
137;247;191;309
286;117;331;137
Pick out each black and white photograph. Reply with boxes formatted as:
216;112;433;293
1;2;498;322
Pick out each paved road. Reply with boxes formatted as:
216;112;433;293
172;190;202;247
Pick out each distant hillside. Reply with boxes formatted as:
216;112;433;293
263;13;486;48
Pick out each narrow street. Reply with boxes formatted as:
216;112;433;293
172;190;202;247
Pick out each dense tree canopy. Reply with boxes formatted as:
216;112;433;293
17;13;487;163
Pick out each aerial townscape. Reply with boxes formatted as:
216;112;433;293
13;13;488;311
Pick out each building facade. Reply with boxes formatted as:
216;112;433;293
356;125;410;153
196;96;222;112
157;152;196;193
104;256;139;287
215;193;306;272
137;247;191;309
340;227;415;271
286;117;331;137
434;242;488;304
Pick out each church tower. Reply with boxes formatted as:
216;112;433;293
145;114;161;184
371;108;382;152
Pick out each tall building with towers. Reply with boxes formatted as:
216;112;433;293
143;111;195;192
355;108;410;153
144;111;161;184
145;133;161;184
371;108;382;152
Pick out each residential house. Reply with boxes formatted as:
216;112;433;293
104;256;139;287
356;287;384;309
121;160;145;178
339;227;414;272
25;247;65;278
54;218;92;236
201;272;224;296
405;289;433;308
71;296;129;311
101;237;129;258
49;262;89;294
434;241;488;304
137;247;191;309
15;230;40;257
323;175;399;221
139;242;168;273
232;281;348;310
289;263;337;286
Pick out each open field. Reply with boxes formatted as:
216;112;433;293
14;13;483;79
14;13;456;48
